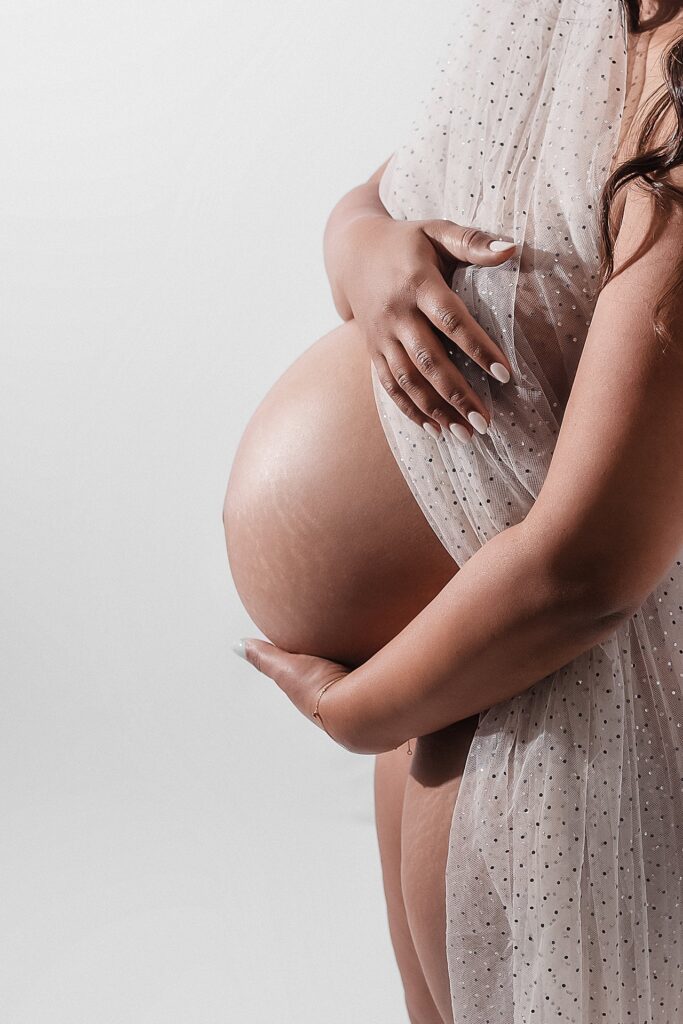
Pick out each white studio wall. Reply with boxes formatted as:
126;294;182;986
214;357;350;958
0;3;454;1021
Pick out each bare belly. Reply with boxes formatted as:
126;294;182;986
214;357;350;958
223;318;458;668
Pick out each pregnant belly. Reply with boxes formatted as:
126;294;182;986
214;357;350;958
223;319;458;668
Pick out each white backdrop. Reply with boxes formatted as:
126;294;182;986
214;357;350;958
0;3;454;1021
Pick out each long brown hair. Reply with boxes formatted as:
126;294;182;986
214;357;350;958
599;0;683;345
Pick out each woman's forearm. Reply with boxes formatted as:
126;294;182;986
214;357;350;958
329;519;635;754
323;158;392;319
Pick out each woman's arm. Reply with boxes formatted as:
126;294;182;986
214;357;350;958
322;156;393;321
325;175;683;754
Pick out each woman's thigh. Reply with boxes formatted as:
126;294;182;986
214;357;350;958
374;745;445;1024
401;717;480;1024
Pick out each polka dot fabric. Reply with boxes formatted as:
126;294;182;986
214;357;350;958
370;1;683;1021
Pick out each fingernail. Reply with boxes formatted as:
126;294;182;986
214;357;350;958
232;638;248;660
467;410;489;434
422;422;441;440
488;239;516;252
490;361;511;383
449;422;471;443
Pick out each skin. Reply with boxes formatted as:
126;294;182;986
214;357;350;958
225;18;683;1023
225;318;461;666
224;319;470;1022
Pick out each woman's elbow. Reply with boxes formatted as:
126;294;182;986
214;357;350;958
579;586;640;633
531;531;645;630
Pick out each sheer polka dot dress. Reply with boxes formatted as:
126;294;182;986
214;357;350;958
370;0;683;1021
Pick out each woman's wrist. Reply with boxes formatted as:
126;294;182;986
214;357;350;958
323;182;391;319
318;662;399;755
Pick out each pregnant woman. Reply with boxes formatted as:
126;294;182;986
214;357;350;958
224;0;683;1021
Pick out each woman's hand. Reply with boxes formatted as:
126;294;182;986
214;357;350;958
334;212;517;438
232;637;360;752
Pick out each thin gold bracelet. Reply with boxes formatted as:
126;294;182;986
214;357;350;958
312;677;344;743
313;678;413;755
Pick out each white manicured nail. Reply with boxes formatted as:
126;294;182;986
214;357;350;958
423;421;441;440
231;638;248;660
449;422;471;443
467;410;489;434
488;238;516;252
490;361;511;383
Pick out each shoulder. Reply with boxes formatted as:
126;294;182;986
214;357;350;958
619;15;683;162
612;17;683;271
636;15;683;137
